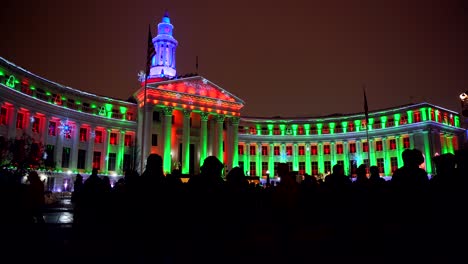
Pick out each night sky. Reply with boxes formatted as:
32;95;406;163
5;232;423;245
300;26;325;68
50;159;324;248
2;0;468;117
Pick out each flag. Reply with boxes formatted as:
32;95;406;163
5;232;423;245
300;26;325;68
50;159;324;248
146;25;156;77
363;86;369;126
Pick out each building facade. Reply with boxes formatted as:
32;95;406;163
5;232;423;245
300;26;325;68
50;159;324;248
0;13;465;190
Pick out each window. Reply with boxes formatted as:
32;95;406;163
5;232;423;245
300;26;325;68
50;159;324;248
153;111;160;122
287;162;293;172
249;162;256;176
262;162;268;176
48;121;57;136
311;145;318;155
45;145;54;167
414;111;421;122
124;134;132;147
377;158;384;174
336;144;343;154
322;125;329;134
349;143;356;153
363;142;369;153
274;146;280;156
61;147;71;168
324;161;331;174
250;145;256;155
108;153;116;171
32;117;40;133
79;128;87;142
93;152;101;170
298;146;305;155
430;110;435;121
337;160;344;168
126;112;134;121
238;145;244;155
389;139;396;150
274;162;280;176
299;162;305;175
298;126;304;135
400;115;408;125
312;161;318;176
391;157;398;173
403;137;410;149
123;154;131;172
324;145;330;155
95;130;103;143
350;160;358;175
348;122;355;132
110;133;118;145
249;127;256;134
239;161;244;170
152;134;158;146
16;112;24;129
0;107;6;125
77;150;86;169
376;140;383;151
286;146;293;156
261;146;268;156
273;127;280;135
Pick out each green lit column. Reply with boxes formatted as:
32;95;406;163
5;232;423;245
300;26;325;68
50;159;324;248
396;135;403;167
215;115;225;163
422;131;433;174
409;133;415;149
70;122;81;171
407;110;413;124
293;143;299;171
330;142;336;165
380;116;387;129
280;124;286;135
305;143;311;175
316;123;323;135
256;143;261;176
182;109;191;174
162;107;174;174
105;129;111;174
382;137;391;176
292;124;298;135
343;141;349;175
199;112;209;164
55;119;64;171
355;139;362;165
354;120;361;132
369;139;375;166
447;135;454;154
304;124;310;135
329;122;335;134
231;117;240;168
117;130;125;174
435;110;439;122
421;108;428;121
441;133;447;154
86;126;95;172
341;122;348;133
269;143;274;178
318;142;324;174
394;114;401;127
245;143;250;175
455;116;460;127
267;124;273;136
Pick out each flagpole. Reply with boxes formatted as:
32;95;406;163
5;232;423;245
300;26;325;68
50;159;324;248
363;85;371;171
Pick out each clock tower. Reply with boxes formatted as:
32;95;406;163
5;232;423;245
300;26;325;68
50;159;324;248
150;11;178;79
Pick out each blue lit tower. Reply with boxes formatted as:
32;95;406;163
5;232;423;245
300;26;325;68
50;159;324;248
150;11;178;78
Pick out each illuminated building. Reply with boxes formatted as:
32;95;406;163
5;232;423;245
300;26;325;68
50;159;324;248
0;12;465;191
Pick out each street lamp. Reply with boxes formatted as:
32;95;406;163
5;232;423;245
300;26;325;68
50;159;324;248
460;91;468;117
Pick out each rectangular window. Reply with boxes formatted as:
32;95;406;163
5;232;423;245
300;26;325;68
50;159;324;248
249;127;256;134
79;128;87;142
376;140;383;151
391;157;398;173
108;153;116;171
77;149;86;169
363;142;369;152
126;112;134;121
239;161;244;170
0;107;7;125
299;162;305;175
337;160;344;168
153;111;160;122
45;145;54;167
377;158;384;174
286;146;293;156
311;145;318;155
274;146;280;156
349;143;356;153
32;117;40;133
16;112;24;129
287;162;293;172
261;146;268;156
298;146;305;156
324;161;331;174
262;162;268;176
273;127;280;135
249;162;256;176
336;144;343;154
151;134;158;146
238;145;244;155
348;122;355;132
61;147;71;168
95;130;103;143
298;126;304;135
400;115;408;125
389;139;396;150
93;151;101;170
350;159;358;175
324;144;330;155
124;134;132;147
312;161;318;176
110;132;118;145
48;121;57;136
250;145;256;155
123;154;131;172
403;137;410;149
414;111;421;122
274;162;280;176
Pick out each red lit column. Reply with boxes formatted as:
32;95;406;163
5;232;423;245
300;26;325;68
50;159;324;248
162;107;173;174
104;129;111;174
199;112;209;166
8;105;18;139
182;109;191;174
215;115;225;163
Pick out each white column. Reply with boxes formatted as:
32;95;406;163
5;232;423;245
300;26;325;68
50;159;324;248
55;119;64;171
86;126;95;172
182;109;191;174
26;111;33;136
70;122;81;171
8;106;18;139
305;143;311;175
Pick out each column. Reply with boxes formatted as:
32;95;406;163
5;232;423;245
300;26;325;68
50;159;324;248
86;126;95;172
343;141;349;175
117;130;125;174
280;143;286;162
318;142;324;174
245;143;250;176
382;137;391;176
162;107;173;174
396;135;403;168
422;131;433;174
369;139;375;166
104;129;111;174
355;139;362;165
293;143;299;171
8;106;18;138
215;115;225;163
230;117;240;168
55;119;64;171
330;142;336;165
446;135;454;154
409;133;415;149
305;143;311;175
181;110;191;174
199;112;209;165
256;143;261;176
70;122;81;171
142;105;152;167
26;111;33;136
269;143;274;178
41;114;49;145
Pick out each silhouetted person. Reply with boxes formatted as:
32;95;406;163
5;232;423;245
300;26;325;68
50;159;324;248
26;171;45;224
354;164;369;186
368;165;385;186
325;164;352;189
71;174;83;204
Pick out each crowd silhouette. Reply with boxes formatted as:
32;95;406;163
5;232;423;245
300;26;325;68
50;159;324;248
1;146;468;263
